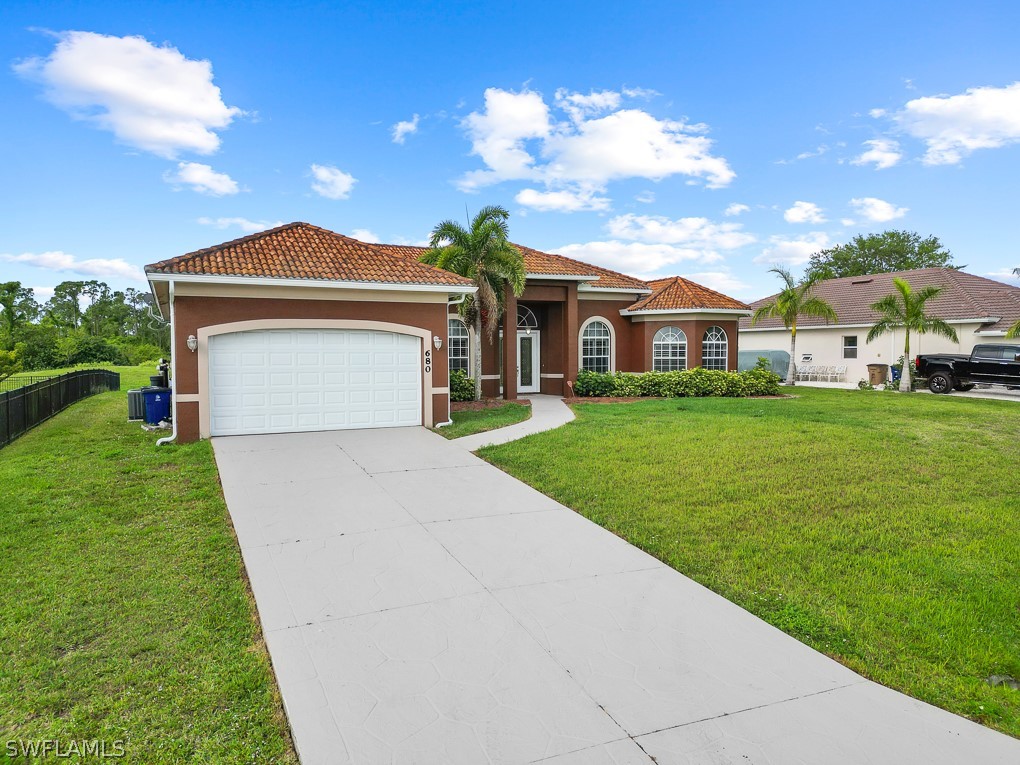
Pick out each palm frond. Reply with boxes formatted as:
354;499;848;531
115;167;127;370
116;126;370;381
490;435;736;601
799;296;838;323
921;317;959;342
867;319;897;343
750;301;780;326
1006;319;1020;339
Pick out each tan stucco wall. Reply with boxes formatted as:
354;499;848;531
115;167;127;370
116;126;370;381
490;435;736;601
739;322;990;382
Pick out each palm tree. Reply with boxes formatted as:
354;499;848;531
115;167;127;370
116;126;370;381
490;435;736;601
1007;267;1020;339
750;267;838;385
420;205;526;400
867;277;959;392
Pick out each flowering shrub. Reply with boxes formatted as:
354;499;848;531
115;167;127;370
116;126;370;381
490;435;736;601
574;366;781;398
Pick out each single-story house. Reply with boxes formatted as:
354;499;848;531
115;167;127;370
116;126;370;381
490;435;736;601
739;267;1020;383
146;222;751;442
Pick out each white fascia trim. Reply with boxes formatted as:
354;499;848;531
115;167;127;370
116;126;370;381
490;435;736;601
580;285;653;296
620;307;753;317
741;317;994;332
146;271;477;295
526;273;599;282
975;330;1008;336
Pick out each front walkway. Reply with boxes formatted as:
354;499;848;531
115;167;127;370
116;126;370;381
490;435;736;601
451;394;575;450
213;428;1019;764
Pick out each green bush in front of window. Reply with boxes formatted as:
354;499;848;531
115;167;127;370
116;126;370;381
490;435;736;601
449;369;476;402
574;366;781;398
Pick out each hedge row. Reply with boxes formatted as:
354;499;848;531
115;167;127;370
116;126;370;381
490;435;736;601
574;365;782;398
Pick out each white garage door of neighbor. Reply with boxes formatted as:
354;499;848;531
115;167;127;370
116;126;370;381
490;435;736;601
208;329;422;436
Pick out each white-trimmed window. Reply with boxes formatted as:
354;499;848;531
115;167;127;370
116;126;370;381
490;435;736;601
701;326;728;370
580;318;613;373
448;318;470;373
653;326;687;371
843;335;858;359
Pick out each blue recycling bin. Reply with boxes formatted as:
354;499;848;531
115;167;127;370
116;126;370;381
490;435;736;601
142;387;172;424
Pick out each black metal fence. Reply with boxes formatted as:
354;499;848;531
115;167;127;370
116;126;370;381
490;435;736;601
0;370;121;449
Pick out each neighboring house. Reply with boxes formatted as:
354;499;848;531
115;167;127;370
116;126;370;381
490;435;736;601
739;267;1020;382
146;222;750;442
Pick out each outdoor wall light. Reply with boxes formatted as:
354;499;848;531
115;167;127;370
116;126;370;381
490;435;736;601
433;336;442;350
187;335;198;352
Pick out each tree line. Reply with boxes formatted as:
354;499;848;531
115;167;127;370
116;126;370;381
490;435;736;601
0;280;169;377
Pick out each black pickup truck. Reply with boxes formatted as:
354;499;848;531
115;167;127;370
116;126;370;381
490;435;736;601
915;343;1020;393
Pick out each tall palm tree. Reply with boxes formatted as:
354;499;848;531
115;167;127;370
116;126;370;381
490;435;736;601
750;267;838;385
420;205;526;400
867;277;958;392
1007;267;1020;339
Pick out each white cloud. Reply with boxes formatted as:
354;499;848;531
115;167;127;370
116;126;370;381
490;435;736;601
457;86;734;206
783;201;826;224
197;217;283;233
754;232;830;265
606;214;755;250
554;88;622;121
895;82;1020;165
869;108;887;118
635;190;656;204
985;268;1020;282
310;164;356;200
552;241;719;277
14;31;240;158
851;138;902;170
391;114;420;144
515;187;610;213
351;228;380;243
1;251;144;281
679;270;752;295
849;196;908;222
840;218;856;226
550;213;754;277
391;235;430;247
165;162;239;196
776;144;828;164
32;286;56;301
724;203;749;216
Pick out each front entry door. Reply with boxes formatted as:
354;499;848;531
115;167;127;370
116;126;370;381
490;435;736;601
517;331;540;393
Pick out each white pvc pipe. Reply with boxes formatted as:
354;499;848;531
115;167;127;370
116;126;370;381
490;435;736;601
156;280;178;446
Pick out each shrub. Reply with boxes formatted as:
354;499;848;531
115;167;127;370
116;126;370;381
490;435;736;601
573;366;781;399
574;370;617;397
449;369;476;402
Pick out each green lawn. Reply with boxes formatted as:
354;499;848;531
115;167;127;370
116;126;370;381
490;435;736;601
479;387;1020;738
7;363;156;391
0;388;296;762
435;402;531;439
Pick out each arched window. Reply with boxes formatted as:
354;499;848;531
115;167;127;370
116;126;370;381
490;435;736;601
653;326;687;372
580;319;613;373
517;304;538;330
448;318;470;373
702;326;728;370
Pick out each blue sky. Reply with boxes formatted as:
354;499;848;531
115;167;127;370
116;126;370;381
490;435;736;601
3;0;1019;302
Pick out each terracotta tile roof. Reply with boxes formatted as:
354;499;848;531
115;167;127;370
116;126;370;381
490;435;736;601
740;267;1020;331
378;241;650;291
145;223;473;288
625;276;751;312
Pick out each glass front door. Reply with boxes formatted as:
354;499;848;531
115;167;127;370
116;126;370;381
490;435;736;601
517;331;540;393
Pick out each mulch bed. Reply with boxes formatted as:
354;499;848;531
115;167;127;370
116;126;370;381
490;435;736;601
451;398;531;412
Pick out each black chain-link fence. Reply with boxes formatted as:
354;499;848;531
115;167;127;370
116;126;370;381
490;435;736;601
0;370;120;449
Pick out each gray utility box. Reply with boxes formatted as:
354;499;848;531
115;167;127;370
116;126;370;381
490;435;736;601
127;389;146;421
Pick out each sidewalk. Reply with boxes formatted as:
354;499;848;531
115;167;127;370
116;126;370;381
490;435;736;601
451;394;575;450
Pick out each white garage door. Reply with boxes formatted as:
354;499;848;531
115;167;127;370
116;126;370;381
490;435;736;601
208;329;422;436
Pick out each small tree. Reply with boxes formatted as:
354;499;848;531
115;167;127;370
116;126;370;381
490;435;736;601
420;206;526;400
750;267;838;385
867;277;959;392
0;345;22;384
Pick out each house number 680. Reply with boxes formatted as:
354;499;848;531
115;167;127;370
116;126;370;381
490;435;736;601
424;348;432;374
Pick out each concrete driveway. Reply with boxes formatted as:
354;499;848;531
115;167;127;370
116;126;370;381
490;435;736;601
213;428;1019;764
